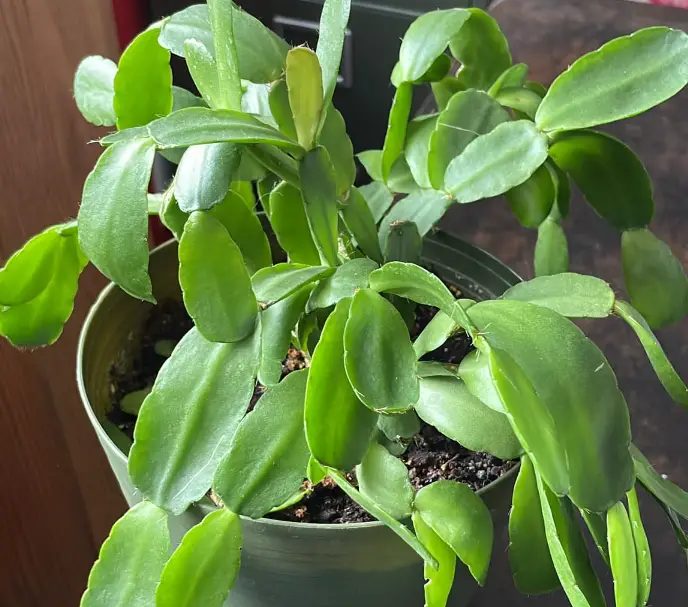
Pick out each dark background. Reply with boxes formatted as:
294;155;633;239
455;2;688;605
0;0;685;605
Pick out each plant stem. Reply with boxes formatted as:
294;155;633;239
248;145;301;189
328;468;439;570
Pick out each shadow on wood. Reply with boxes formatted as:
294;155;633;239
0;0;127;604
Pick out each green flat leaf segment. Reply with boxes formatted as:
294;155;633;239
428;89;509;191
156;509;241;607
458;350;505;413
487;63;528;98
74;56;118;127
508;456;560;595
174;143;242;213
304;298;378;470
535;218;569;277
179;212;258;343
240;81;273;120
413;512;456;607
358;150;383;182
413;311;457;360
210;188;272;276
614;301;688;411
114;26;172;130
502;273;615;318
286;48;324;150
268;181;321;265
488;347;569;497
358;181;394;223
370;262;454;312
536;27;688;133
81;502;169;607
158;3;288;83
316;0;352;107
213;369;311;519
0;229;88;348
368;262;476;336
299;146;340;266
382;83;413;182
580;510;609;565
259;286;312;387
172;84;208;112
252;263;334;306
626;485;652;607
378;410;421;445
414;480;494;585
78;138;156;302
415;375;522;460
307;258;379;312
356;442;414;521
472;300;634;512
384;221;422;265
505;164;554;229
147;107;302;154
184;39;221;108
445;121;549;203
268;79;297;140
496;87;543;120
319;106;356;195
128;327;261;514
207;0;242;110
99;126;149;146
621;228;688;329
631;444;688;519
344;289;419;413
388;156;421;195
398;9;470;83
548;130;653;231
0;226;62;307
404;114;437;190
535;473;606;607
431;76;463;112
340;187;384;263
449;8;512;92
160;188;188;240
607;501;638;607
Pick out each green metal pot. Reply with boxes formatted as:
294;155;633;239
77;230;521;607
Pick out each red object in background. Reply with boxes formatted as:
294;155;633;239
651;0;688;7
111;0;148;48
111;0;171;246
631;0;688;7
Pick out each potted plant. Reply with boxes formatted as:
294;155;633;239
2;1;687;605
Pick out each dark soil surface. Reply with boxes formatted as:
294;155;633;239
110;297;514;524
108;300;193;440
410;294;473;365
271;425;515;524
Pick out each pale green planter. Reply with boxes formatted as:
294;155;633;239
77;230;521;607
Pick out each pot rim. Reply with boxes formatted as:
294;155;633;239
76;237;520;531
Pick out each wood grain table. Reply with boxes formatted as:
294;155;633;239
0;1;126;605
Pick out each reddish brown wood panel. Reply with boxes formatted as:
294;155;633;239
0;0;126;604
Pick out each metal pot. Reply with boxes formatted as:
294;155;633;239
77;230;521;607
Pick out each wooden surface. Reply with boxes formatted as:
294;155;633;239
444;0;688;604
0;1;126;604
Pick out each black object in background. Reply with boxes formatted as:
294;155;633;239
149;0;488;152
